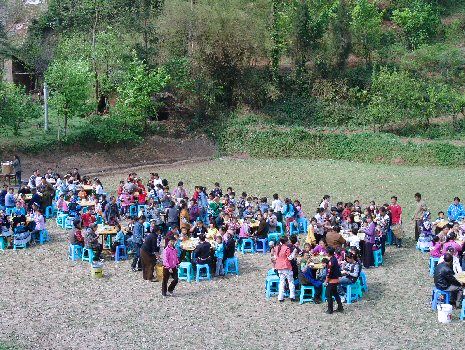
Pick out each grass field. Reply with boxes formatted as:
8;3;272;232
1;158;465;350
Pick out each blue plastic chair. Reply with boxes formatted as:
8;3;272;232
346;280;363;304
82;247;95;263
359;271;368;292
241;238;255;254
82;207;88;214
96;215;103;224
178;262;194;282
138;205;147;215
196;264;211;282
143;222;150;232
265;275;280;299
429;257;440;276
39;230;50;244
267;232;280;243
299;285;316;304
56;213;68;228
64;216;74;230
0;236;7;251
224;257;239;275
276;222;284;234
13;241;27;250
129;205;138;217
373;249;383;267
5;207;13;216
115;245;128;261
255;238;268;254
45;206;54;219
68;244;83;261
431;288;451;311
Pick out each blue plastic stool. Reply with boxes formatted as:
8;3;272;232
39;230;50;244
431;288;451;311
241;238;255;254
276;222;284;234
96;215;103;224
45;206;53;219
82;247;95;263
5;207;13;216
359;271;368;292
196;264;211;282
13;241;27;250
267;232;280;243
346;280;363;304
82;207;88;214
296;218;308;234
56;213;68;228
64;217;74;230
143;222;150;232
0;236;7;251
255;238;268;254
460;299;465;320
68;244;83;261
299;285;316;304
138;205;147;215
178;262;194;282
224;257;239;275
265;275;280;299
129;205;138;217
373;249;383;267
429;257;440;276
115;245;128;261
289;221;299;235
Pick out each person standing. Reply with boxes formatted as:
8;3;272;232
131;215;146;272
388;196;403;248
162;234;179;296
413;193;426;242
141;226;160;281
273;236;296;302
325;247;344;314
12;155;21;186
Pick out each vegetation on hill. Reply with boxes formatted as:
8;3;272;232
1;0;465;163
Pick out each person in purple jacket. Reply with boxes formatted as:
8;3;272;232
361;215;376;268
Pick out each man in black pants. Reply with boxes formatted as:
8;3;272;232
325;247;344;314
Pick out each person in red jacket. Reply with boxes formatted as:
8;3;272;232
272;236;297;302
81;207;96;228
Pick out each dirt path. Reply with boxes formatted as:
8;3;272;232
14;135;217;177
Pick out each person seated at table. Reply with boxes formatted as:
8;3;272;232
0;210;12;247
256;213;269;239
104;196;120;226
81;206;96;228
239;216;251;246
430;236;442;258
11;201;26;217
67;198;81;218
298;260;323;303
30;208;45;243
312;239;327;256
337;252;361;302
442;232;462;255
345;228;361;250
141;226;160;282
206;222;218;240
13;220;31;247
4;188;15;211
56;194;68;213
193;234;212;268
28;189;42;212
179;202;191;232
94;179;105;198
439;246;463;274
191;219;207;238
325;225;346;250
84;223;102;261
434;253;465;308
69;219;84;247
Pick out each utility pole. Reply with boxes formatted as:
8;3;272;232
44;82;49;132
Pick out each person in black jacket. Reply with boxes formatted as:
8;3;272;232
434;253;464;307
140;226;160;281
325;247;344;314
223;230;236;260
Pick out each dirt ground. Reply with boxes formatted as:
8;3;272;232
14;135;216;177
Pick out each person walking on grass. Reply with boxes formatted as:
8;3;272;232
413;193;426;242
325;247;344;314
162;234;179;297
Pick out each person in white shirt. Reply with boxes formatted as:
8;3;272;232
345;228;361;250
271;193;284;222
319;195;331;213
152;173;163;187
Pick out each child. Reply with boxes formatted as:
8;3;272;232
239;217;250;245
119;190;132;216
312;239;327;256
111;224;125;253
305;218;317;245
215;235;224;276
433;211;447;235
207;222;218;240
430;236;442;258
56;194;68;213
162;235;179;296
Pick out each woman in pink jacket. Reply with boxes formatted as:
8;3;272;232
162;235;180;296
273;236;296;302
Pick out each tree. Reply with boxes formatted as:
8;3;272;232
350;0;383;64
45;60;94;138
392;0;441;50
0;82;41;136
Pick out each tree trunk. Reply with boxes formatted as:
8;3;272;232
92;0;100;108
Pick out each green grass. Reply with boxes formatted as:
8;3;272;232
100;158;463;236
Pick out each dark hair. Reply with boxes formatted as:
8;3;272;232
454;197;460;202
327;247;335;256
199;234;206;241
391;196;398;201
214;182;220;187
178;181;183;187
242;192;247;197
289;235;298;244
432;236;440;243
447;232;457;241
333;225;341;233
323;195;330;200
438;211;444;215
414;193;421;199
321;258;329;264
139;215;146;221
279;236;288;244
273;193;278;200
444;253;453;263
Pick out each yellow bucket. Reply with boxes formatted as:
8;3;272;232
91;262;104;278
155;264;164;281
